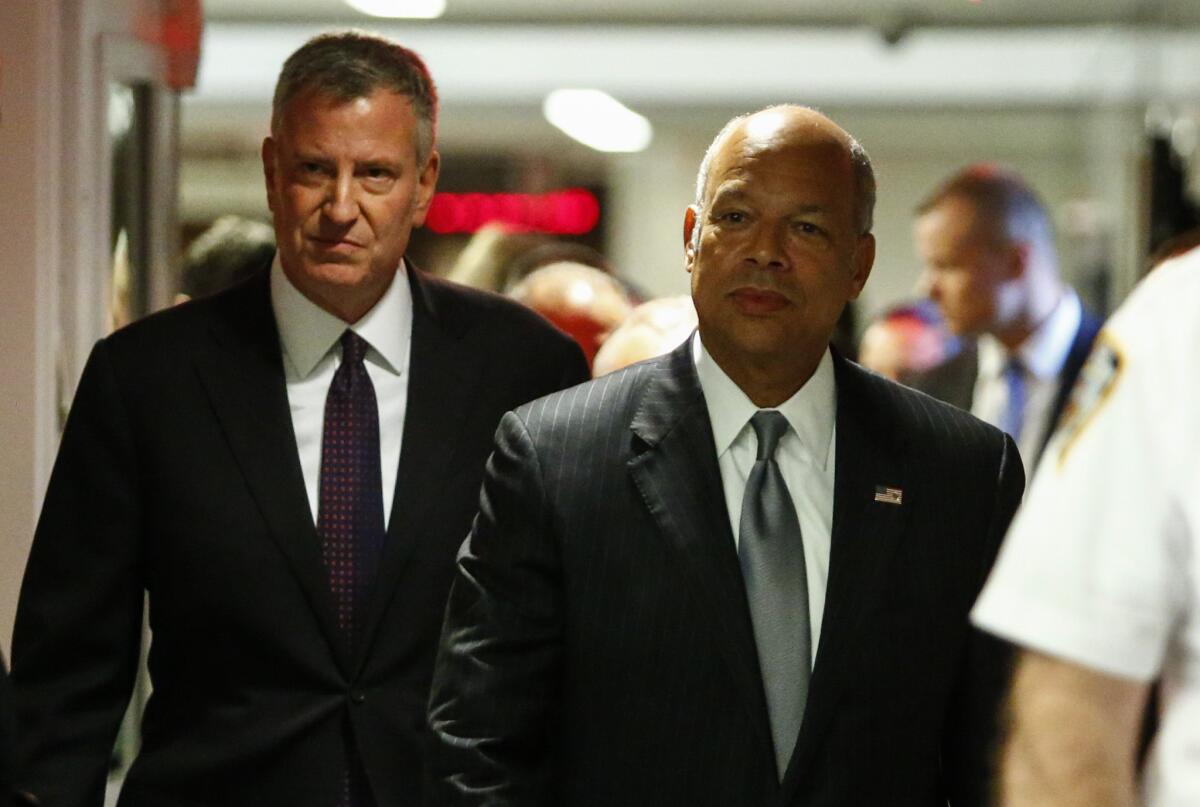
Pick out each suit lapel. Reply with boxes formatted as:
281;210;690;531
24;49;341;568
626;343;776;769
781;356;911;799
191;272;349;672
353;268;483;673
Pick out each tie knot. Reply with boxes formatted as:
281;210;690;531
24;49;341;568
340;330;370;365
1003;355;1024;378
750;411;789;461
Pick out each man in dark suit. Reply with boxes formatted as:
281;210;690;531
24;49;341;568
909;165;1102;469
427;106;1024;806
11;32;587;806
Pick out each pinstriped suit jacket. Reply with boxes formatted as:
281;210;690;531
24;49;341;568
428;340;1025;807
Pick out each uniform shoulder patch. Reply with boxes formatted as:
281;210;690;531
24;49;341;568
1055;333;1124;467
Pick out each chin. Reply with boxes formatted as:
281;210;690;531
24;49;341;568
308;261;375;285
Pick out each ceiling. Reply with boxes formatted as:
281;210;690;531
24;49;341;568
203;0;1200;28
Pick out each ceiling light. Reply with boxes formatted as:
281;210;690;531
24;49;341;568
342;0;446;19
543;89;653;153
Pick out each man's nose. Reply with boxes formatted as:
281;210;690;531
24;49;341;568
322;172;359;225
745;222;787;269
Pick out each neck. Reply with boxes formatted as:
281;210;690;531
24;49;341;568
993;282;1064;353
707;342;824;408
288;272;394;325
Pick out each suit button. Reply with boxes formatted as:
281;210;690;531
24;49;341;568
350;691;366;705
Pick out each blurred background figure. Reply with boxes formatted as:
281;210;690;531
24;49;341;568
591;295;697;377
443;223;549;292
176;215;275;303
857;300;957;383
910;164;1102;469
507;261;634;367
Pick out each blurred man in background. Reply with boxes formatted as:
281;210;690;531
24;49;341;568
176;215;276;303
591;295;698;377
857;300;957;384
911;164;1101;469
12;31;587;807
507;261;634;367
973;249;1200;807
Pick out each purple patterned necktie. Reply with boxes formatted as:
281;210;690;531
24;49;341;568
318;329;384;807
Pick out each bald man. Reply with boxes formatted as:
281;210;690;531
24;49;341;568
427;107;1023;807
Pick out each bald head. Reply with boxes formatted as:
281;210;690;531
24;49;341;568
694;106;875;237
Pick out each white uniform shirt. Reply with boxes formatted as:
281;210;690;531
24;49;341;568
972;289;1082;468
972;252;1200;807
694;333;836;665
270;256;413;528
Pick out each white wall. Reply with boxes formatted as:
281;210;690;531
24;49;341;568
0;0;179;656
0;0;64;658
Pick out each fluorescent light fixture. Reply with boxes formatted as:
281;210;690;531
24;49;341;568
543;89;653;153
342;0;446;19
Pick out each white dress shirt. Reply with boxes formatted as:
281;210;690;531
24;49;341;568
693;333;836;665
972;289;1082;466
270;256;413;528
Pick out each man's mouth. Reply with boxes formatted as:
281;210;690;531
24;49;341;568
309;236;364;253
730;287;790;314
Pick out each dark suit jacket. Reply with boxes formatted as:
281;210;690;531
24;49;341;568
907;312;1102;463
11;266;589;807
427;342;1025;807
0;657;14;803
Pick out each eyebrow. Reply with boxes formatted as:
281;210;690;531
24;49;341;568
710;188;829;216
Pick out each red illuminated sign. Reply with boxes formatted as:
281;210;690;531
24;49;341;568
424;188;601;235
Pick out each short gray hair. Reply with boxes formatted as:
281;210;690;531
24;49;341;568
692;105;876;237
271;31;439;165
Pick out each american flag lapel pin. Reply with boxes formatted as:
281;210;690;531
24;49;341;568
874;485;903;505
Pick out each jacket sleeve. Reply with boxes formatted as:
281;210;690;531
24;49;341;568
426;411;563;807
941;432;1026;807
11;339;146;806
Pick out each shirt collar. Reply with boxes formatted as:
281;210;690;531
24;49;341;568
270;254;412;378
977;289;1082;381
693;332;836;471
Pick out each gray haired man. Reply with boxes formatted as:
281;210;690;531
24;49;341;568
11;31;587;807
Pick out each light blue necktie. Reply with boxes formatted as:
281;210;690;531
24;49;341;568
998;356;1027;442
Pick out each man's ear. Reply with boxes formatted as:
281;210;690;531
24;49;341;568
1006;240;1032;281
261;137;277;213
684;205;700;274
848;233;876;300
411;150;442;227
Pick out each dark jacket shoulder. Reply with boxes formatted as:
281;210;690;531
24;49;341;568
841;356;1013;465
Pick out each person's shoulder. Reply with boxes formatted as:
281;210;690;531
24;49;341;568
843;357;1007;453
417;269;566;339
516;351;669;426
415;269;589;386
1109;251;1200;345
102;270;264;360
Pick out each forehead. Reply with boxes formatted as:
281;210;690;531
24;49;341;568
917;196;999;253
276;89;417;150
705;117;856;208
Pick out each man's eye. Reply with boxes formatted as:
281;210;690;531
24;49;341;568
300;162;325;175
794;221;823;235
363;167;395;182
718;211;746;224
